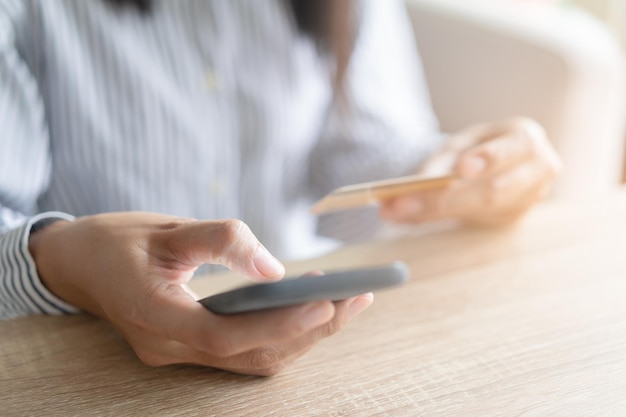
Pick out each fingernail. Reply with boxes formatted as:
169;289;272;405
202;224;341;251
253;245;285;279
460;156;486;178
380;198;423;222
397;197;424;215
348;293;374;320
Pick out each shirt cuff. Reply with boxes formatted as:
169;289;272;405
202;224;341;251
0;212;79;319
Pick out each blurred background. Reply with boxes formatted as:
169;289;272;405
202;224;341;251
407;0;626;200
570;0;626;48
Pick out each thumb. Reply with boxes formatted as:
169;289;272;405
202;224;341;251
164;219;285;282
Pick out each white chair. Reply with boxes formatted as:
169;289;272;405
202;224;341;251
406;0;626;200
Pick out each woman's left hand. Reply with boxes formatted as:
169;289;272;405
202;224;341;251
379;117;563;226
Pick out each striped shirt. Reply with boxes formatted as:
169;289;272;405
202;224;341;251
0;0;442;319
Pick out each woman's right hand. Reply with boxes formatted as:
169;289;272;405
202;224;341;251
28;212;373;376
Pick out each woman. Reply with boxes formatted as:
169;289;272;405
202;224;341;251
0;0;560;375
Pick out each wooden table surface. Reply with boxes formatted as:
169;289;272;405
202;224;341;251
2;192;626;416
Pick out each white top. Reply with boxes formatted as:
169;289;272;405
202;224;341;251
0;0;443;318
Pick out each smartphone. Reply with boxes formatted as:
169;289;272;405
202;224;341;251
310;174;455;214
199;261;409;315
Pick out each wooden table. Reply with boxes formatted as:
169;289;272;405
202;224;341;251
3;192;626;416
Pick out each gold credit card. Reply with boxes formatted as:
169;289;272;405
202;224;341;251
310;174;456;214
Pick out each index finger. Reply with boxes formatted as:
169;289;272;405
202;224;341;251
160;219;285;282
455;120;548;179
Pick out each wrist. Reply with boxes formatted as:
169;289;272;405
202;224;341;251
28;219;74;305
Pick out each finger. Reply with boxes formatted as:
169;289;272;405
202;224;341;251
181;294;372;375
204;296;361;358
382;159;553;224
455;129;539;179
444;161;553;223
300;270;325;277
379;186;450;224
141;299;338;372
417;118;533;178
144;282;338;355
456;118;560;181
438;119;516;155
417;150;458;177
444;117;539;151
159;334;314;376
162;219;285;281
461;162;556;226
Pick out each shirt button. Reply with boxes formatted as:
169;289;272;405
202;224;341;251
204;70;220;91
208;178;226;196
